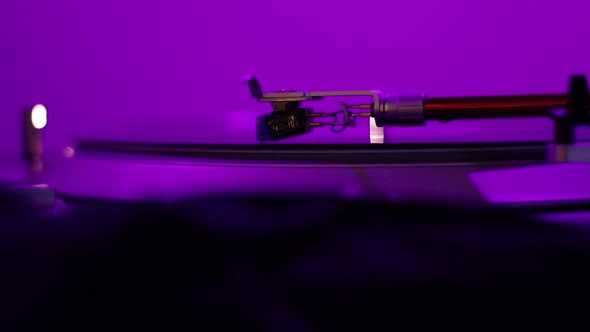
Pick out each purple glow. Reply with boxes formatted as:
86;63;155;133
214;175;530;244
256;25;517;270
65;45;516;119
538;211;590;226
470;163;590;203
48;154;495;202
1;0;589;154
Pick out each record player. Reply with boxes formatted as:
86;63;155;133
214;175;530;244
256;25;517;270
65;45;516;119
3;75;590;331
6;74;586;215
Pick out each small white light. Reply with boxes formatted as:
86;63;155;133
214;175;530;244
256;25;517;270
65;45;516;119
63;146;75;159
31;104;47;129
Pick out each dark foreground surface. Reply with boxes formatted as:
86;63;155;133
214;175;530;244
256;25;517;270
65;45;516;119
1;190;590;331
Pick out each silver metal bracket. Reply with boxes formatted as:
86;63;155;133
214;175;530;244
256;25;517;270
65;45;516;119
243;76;426;143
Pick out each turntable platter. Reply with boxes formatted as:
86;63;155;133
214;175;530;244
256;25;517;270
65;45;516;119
48;140;548;203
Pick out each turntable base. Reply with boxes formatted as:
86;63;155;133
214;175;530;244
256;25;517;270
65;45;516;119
48;141;551;204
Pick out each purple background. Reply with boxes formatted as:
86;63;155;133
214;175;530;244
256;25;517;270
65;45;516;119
2;0;590;155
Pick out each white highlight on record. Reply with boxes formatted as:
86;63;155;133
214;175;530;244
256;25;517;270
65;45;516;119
63;146;76;159
31;104;47;129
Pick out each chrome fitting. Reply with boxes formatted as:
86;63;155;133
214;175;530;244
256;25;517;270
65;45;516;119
374;93;425;127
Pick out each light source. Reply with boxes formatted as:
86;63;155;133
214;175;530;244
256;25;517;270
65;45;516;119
23;104;47;178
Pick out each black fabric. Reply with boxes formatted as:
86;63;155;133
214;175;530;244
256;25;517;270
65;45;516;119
1;192;590;331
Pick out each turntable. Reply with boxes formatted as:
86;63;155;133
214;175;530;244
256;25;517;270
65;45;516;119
12;74;583;214
3;75;590;331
